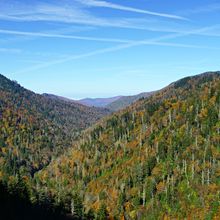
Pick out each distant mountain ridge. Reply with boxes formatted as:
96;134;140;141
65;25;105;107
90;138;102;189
106;91;155;111
76;96;122;108
42;93;122;108
43;92;156;111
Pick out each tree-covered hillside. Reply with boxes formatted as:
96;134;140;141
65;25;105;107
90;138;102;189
106;92;155;112
36;72;220;219
0;74;110;179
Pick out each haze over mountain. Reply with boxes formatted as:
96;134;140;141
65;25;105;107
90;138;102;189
76;96;122;108
43;92;157;112
43;94;123;108
106;92;156;112
2;0;220;98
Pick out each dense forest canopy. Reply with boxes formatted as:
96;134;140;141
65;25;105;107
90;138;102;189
0;72;220;219
0;73;110;178
37;72;220;219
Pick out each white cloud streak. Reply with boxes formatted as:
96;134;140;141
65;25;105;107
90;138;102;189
0;1;188;31
13;25;219;74
77;0;187;20
0;47;21;53
0;29;134;43
1;23;220;45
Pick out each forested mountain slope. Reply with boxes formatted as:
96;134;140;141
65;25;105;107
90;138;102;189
76;96;122;108
43;92;155;112
36;72;220;219
106;92;155;112
42;93;76;103
0;74;110;179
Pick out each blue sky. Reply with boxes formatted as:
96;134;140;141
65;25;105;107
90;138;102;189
0;0;220;99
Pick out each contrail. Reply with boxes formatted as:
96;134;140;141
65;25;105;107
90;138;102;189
13;25;219;74
0;29;134;43
78;0;187;20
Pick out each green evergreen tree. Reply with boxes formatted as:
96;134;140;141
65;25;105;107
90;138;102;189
96;203;108;220
72;193;84;218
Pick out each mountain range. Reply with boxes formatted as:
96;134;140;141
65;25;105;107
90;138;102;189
0;72;220;219
43;92;155;112
75;96;122;108
106;92;155;112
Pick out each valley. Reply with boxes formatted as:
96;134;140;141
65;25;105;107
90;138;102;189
0;72;219;219
1;1;220;219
